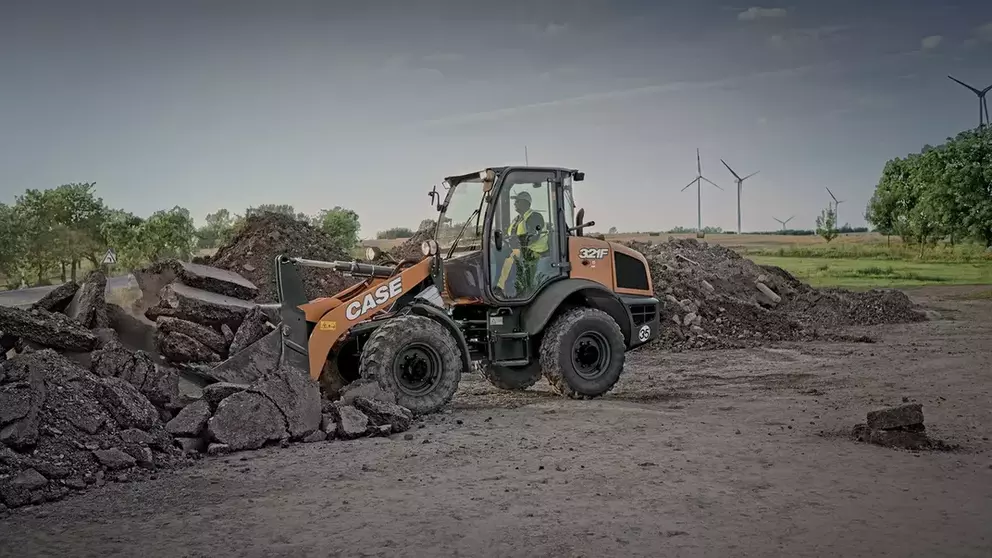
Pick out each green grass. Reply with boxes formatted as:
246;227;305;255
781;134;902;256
748;256;992;288
744;242;992;263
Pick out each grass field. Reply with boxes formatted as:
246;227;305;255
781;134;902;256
747;256;992;288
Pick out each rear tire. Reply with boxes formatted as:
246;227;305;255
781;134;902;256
539;307;626;399
478;360;542;391
359;313;463;415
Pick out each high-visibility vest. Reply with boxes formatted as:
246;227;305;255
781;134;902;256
507;210;549;253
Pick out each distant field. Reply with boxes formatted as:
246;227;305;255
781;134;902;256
748;256;992;289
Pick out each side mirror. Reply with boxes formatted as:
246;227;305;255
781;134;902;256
494;229;503;251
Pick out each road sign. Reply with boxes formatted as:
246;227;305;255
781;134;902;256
102;248;117;265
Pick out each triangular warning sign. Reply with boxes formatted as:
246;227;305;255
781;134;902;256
102;249;117;265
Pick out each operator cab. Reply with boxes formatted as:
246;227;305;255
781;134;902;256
433;166;586;305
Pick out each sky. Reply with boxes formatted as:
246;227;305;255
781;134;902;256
1;0;990;237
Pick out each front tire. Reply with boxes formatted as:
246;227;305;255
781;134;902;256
539;307;626;399
478;360;542;391
359;314;462;414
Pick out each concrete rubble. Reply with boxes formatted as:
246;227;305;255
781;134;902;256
0;237;413;511
851;403;950;451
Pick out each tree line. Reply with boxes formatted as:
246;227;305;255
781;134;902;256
0;184;363;288
866;127;992;250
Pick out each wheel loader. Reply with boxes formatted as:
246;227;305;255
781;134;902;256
271;166;661;414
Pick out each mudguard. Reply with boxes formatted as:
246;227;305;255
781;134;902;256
520;279;633;345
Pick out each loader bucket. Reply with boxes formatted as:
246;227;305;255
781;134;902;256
204;326;309;384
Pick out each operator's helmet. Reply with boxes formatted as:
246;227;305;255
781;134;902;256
511;191;532;203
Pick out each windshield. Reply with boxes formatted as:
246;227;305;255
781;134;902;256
436;177;487;256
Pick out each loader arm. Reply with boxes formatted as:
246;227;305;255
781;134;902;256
276;256;436;381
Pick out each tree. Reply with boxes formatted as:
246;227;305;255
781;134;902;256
315;207;361;253
140;206;198;262
376;227;415;239
608;226;618;235
866;127;992;248
418;219;437;232
815;206;838;243
100;209;147;270
197;208;237;249
47;183;108;281
13;189;60;284
0;203;24;283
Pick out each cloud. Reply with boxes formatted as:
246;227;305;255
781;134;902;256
738;7;788;21
920;35;943;50
767;24;852;48
977;21;992;41
417;62;828;128
518;22;569;37
422;52;464;63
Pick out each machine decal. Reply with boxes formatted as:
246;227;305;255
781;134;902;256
638;324;651;343
345;276;404;320
578;247;610;260
318;321;337;331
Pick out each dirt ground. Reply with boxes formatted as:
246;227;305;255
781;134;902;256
2;285;991;558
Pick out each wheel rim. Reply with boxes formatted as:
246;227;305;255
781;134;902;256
392;343;443;397
571;331;611;380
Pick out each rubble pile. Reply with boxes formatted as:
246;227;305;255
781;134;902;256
627;238;928;351
385;226;434;263
0;347;189;510
134;260;275;369
209;212;360;302
168;378;414;454
1;261;416;511
851;404;952;451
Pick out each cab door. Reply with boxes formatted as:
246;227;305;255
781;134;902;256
488;169;566;303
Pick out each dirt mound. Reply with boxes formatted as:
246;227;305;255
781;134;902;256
210;213;359;302
387;227;433;263
625;238;928;351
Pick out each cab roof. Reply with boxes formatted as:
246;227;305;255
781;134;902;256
443;166;582;186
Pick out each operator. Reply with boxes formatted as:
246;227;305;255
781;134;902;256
496;190;551;297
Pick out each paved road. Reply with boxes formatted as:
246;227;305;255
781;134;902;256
0;276;134;309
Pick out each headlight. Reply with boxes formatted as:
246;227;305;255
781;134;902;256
365;247;379;261
421;240;439;256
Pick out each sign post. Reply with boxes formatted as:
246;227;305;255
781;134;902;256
102;248;117;274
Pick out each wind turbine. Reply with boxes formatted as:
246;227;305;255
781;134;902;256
826;187;845;227
948;75;992;128
773;216;794;231
720;158;759;234
681;148;723;236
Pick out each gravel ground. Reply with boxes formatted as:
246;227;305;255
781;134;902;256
2;285;991;558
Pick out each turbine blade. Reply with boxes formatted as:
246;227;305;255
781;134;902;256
696;148;701;175
742;170;759;181
681;178;697;192
701;176;723;190
721;159;742;181
982;85;992;95
826;187;838;202
948;75;982;95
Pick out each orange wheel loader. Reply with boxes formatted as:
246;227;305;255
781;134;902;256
272;167;661;414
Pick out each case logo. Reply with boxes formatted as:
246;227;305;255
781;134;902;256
345;277;404;321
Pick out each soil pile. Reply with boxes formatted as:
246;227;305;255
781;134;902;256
383;226;434;263
626;238;927;351
210;213;360;302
